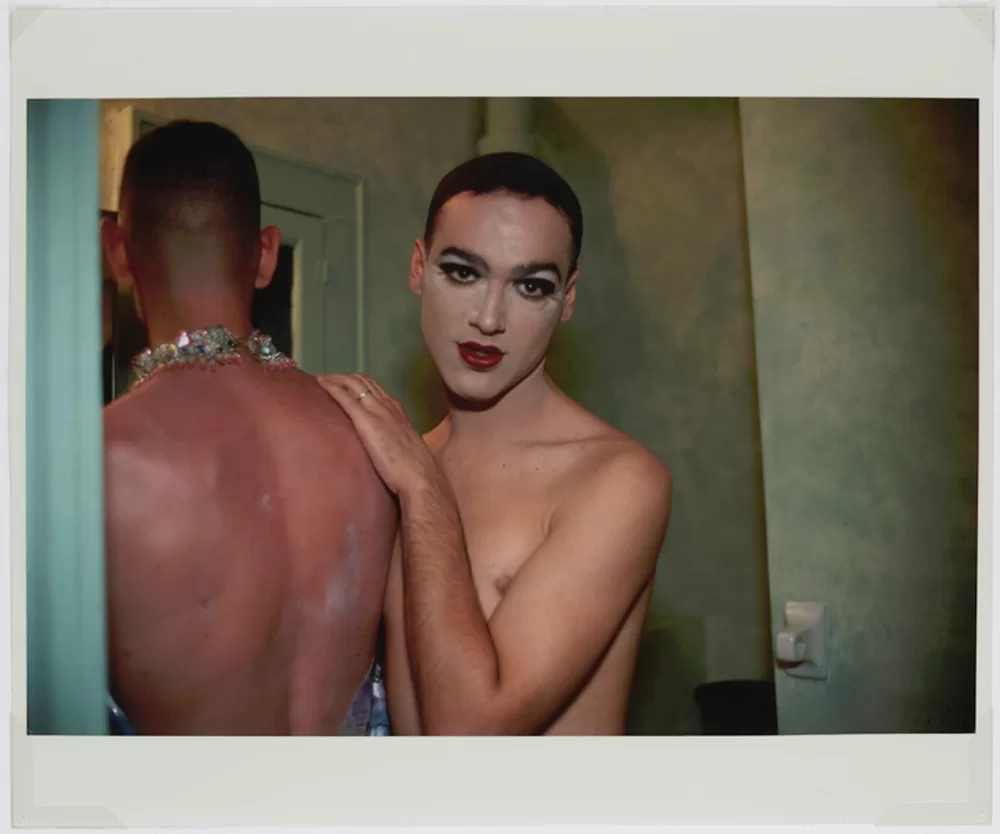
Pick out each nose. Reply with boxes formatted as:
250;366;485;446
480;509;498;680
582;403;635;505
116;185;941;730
469;280;506;335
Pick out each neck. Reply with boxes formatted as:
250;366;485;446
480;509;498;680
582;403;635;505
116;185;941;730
143;292;253;348
444;360;558;447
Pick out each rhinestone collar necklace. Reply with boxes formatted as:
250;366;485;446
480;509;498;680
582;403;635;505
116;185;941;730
130;325;296;390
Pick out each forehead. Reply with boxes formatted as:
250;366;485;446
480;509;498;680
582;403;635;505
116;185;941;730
432;192;574;266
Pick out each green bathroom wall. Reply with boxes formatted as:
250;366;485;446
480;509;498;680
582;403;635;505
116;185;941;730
740;98;978;734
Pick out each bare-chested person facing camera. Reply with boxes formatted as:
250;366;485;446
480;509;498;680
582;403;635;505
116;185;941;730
320;153;672;734
101;120;396;735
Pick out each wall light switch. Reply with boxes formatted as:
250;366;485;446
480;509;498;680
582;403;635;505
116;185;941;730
775;601;828;680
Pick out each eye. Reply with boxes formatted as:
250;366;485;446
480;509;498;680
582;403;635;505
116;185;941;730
516;278;557;299
440;263;479;283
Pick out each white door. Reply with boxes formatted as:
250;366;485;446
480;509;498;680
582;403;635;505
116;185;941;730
260;204;325;375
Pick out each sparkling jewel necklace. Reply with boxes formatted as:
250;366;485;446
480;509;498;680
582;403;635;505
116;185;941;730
130;325;296;390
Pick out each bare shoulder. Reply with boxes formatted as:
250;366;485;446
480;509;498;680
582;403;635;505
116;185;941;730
103;388;200;499
103;382;157;439
103;385;175;466
597;436;670;497
548;402;672;545
550;396;670;491
568;432;671;517
257;368;357;429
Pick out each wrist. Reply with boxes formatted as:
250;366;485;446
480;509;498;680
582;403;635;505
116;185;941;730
398;458;447;501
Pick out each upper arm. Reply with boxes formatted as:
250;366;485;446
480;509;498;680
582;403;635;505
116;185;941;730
481;449;672;734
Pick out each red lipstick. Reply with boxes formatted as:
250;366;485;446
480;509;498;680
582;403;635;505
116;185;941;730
458;341;504;371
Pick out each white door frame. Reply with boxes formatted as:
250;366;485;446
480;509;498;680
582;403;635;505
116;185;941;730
23;100;107;735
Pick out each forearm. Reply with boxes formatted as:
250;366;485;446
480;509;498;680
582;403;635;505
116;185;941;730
398;476;500;733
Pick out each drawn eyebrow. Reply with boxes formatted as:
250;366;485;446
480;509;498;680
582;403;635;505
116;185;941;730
511;261;563;283
438;246;488;273
438;248;564;283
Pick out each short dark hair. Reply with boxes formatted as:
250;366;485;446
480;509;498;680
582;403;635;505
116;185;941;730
423;152;583;271
120;120;261;277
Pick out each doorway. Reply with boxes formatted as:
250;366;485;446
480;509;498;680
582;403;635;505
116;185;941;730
251;243;295;359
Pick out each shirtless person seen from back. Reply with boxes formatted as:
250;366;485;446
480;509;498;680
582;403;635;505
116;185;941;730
101;121;397;735
320;153;672;734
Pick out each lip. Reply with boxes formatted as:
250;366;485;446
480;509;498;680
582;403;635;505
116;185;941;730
458;341;504;371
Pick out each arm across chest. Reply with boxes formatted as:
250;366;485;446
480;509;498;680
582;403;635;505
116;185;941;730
453;484;557;610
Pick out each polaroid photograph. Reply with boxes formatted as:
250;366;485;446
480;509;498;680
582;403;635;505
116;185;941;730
5;2;993;829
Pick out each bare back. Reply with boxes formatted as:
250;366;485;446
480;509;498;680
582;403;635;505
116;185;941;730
104;361;397;735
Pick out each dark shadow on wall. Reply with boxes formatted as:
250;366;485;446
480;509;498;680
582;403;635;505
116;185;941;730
733;100;777;685
532;98;651;433
626;618;706;735
877;98;979;734
405;347;450;434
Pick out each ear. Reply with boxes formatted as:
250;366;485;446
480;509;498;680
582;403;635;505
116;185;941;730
255;225;281;289
560;269;579;322
409;239;427;296
100;216;135;290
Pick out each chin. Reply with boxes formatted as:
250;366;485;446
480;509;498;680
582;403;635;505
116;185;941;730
440;367;512;408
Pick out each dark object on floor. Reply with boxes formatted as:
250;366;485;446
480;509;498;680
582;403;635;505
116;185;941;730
694;679;778;735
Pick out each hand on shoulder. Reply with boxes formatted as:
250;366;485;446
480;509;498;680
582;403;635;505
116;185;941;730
316;372;444;497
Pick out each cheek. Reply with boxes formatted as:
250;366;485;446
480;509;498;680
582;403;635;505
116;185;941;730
420;282;466;341
506;301;563;351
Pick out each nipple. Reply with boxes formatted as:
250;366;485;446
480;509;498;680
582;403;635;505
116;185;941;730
494;571;514;596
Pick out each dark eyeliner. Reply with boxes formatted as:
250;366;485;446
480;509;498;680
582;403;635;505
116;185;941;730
439;261;480;283
516;277;558;298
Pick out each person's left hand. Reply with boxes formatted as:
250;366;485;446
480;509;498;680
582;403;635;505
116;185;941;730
317;373;440;497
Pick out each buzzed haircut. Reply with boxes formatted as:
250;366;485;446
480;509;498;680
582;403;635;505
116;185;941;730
119;120;261;277
424;152;584;271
